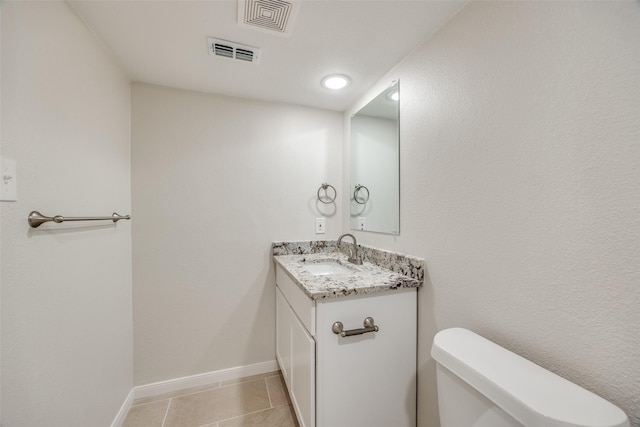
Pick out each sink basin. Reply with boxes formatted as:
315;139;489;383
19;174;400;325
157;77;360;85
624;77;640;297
302;260;355;276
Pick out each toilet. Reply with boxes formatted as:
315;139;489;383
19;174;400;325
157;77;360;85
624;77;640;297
431;328;630;427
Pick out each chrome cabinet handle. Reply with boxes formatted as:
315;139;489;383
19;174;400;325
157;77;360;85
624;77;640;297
331;317;379;337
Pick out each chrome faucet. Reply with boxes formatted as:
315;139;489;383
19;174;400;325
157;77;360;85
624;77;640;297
337;233;362;265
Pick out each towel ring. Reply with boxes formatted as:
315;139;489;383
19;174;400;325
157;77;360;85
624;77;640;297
317;183;337;204
354;184;370;204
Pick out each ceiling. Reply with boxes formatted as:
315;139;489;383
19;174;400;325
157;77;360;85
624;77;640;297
69;0;468;112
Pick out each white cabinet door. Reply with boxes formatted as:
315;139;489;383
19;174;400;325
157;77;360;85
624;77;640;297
291;312;315;427
276;285;316;427
275;287;291;384
315;289;417;427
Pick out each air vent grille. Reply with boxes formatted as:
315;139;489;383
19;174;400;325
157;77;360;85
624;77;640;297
235;48;255;62
214;44;234;59
208;38;260;64
238;0;300;36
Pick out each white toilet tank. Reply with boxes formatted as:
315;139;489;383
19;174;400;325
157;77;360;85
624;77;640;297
431;328;629;427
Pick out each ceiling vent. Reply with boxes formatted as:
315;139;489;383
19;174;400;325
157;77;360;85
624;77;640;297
207;37;261;64
237;0;300;37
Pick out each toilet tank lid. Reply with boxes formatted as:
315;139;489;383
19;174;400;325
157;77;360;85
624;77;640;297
431;328;629;427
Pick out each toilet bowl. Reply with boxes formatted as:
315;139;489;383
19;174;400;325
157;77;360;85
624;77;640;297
431;328;629;427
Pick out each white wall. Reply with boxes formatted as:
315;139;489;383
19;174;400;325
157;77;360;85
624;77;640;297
1;2;132;426
132;83;342;385
345;1;640;426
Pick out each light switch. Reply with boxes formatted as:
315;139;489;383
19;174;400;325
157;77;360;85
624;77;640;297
315;217;325;234
0;157;17;202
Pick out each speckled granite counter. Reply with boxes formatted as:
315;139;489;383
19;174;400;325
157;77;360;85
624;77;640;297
272;241;424;300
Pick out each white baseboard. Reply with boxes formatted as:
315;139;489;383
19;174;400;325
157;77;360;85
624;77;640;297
133;359;279;399
111;360;278;426
110;388;134;427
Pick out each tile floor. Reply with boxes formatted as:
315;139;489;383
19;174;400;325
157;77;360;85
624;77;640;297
123;371;299;427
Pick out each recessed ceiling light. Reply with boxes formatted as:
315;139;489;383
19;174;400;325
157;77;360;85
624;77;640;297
321;74;351;90
388;91;399;101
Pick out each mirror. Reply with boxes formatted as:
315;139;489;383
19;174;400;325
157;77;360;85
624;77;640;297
350;81;400;234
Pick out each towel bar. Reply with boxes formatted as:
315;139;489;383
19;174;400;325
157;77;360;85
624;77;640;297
28;211;131;228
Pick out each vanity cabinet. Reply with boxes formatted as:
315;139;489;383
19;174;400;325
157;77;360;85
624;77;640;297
275;264;417;427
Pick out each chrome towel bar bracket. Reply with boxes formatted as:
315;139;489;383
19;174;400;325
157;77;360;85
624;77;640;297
332;317;379;337
28;211;131;228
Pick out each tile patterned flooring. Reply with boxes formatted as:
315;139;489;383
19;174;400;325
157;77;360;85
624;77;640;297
123;371;299;427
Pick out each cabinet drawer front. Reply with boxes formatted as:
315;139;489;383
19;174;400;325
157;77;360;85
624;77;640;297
275;264;315;335
315;289;417;427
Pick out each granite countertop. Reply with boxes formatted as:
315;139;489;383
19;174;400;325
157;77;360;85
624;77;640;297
273;252;422;300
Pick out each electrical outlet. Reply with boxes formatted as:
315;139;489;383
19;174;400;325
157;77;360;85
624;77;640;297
315;217;326;234
358;217;366;230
